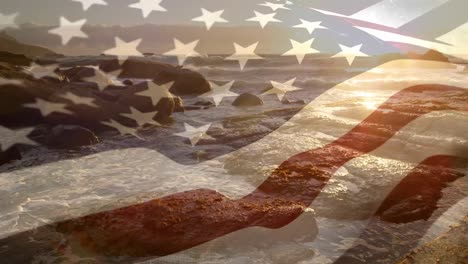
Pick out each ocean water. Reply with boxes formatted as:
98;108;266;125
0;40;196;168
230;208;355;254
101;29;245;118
0;58;467;263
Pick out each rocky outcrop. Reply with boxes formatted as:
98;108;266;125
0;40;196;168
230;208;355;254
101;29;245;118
397;217;468;264
156;68;211;95
0;146;22;166
232;93;264;107
0;32;55;58
44;125;99;149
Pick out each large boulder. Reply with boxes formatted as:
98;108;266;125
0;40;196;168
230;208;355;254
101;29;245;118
119;58;211;96
156;68;211;95
119;58;172;79
44;125;99;149
0;146;22;166
232;93;263;107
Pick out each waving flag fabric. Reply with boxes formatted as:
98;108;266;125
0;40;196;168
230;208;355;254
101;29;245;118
0;0;467;263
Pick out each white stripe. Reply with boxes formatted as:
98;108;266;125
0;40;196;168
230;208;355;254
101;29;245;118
351;0;450;28
355;26;468;59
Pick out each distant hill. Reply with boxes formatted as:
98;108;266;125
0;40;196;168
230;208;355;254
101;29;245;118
0;31;56;58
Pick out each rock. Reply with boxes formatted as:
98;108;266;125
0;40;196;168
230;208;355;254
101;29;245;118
0;146;22;166
157;68;211;96
408;49;450;63
123;79;133;86
118;58;211;96
0;51;32;66
173;96;185;112
421;49;450;62
0;32;55;58
397;217;468;264
115;81;177;123
59;66;95;82
45;125;99;148
232;93;263;107
193;99;214;106
120;58;173;79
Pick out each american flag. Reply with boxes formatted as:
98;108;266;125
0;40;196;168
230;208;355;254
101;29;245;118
0;0;467;263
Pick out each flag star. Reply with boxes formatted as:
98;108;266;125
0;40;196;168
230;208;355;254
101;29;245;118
103;37;142;61
163;38;200;65
246;11;281;28
61;92;97;107
136;81;174;106
260;2;290;11
25;63;60;79
72;0;107;11
282;38;319;64
175;123;212;147
262;78;302;101
192;8;228;30
102;119;142;139
286;1;293;5
121;107;159;127
0;12;18;30
48;17;88;45
332;44;369;65
225;42;263;70
24;98;73;116
293;19;327;34
129;0;166;18
83;68;114;91
202;80;237;106
0;126;37;151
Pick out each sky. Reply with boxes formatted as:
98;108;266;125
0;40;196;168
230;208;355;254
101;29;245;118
1;0;466;56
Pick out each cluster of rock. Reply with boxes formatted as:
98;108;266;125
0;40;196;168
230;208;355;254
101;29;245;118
0;50;215;165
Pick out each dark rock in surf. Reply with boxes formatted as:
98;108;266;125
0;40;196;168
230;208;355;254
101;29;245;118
232;93;263;107
123;79;133;86
45;125;99;149
0;146;22;166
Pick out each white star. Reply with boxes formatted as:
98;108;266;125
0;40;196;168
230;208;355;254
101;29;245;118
61;92;97;107
0;12;18;31
136;81;174;106
102;119;142;139
121;107;159;127
202;80;237;106
83;67;115;91
259;2;290;11
103;37;142;61
23;98;73;116
163;38;200;65
175;123;212;147
262;78;302;101
25;63;60;79
225;42;263;70
282;38;319;64
246;11;281;28
192;8;228;30
293;19;327;34
332;44;369;65
48;17;88;45
0;126;37;151
129;0;166;18
71;0;107;11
